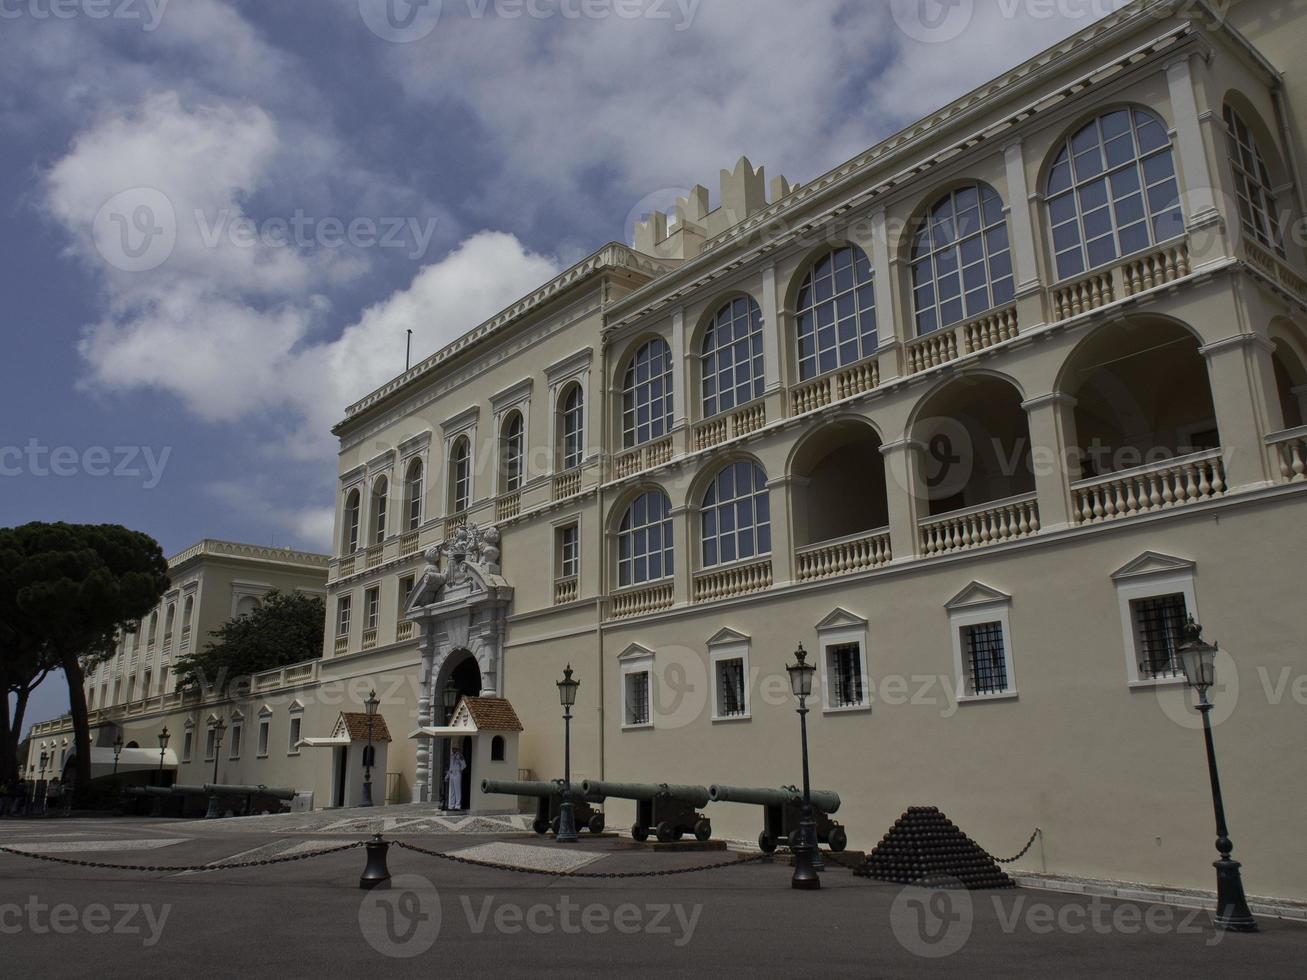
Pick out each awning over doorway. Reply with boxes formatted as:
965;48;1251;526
71;746;179;778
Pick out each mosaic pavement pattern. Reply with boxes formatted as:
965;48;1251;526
156;805;536;836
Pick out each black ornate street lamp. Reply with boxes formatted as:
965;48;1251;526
157;726;170;780
440;683;459;810
38;751;48;812
786;644;820;890
1177;618;1258;933
555;664;580;843
361;689;380;808
112;733;124;777
205;718;227;819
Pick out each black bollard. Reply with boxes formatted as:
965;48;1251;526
359;834;392;890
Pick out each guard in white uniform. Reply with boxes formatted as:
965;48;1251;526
445;745;467;811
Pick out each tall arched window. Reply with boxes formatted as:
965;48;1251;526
164;603;175;639
701;461;771;567
560;383;584;471
370;476;388;544
404;458;424;531
622;339;673;448
343;488;361;554
1047;107;1182;280
1223;103;1285;256
796;245;878;378
701;297;764;417
500;412;524;493
449;437;471;513
911;184;1013;336
617;490;674;587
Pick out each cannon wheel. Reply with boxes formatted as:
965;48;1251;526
532;818;549;835
758;832;777;854
631;824;649;843
550;817;560;836
694;819;712;842
588;813;606;834
828;825;848;853
656;821;677;844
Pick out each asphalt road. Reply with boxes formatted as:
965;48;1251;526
1;817;1303;978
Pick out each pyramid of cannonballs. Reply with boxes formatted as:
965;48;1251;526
854;806;1015;890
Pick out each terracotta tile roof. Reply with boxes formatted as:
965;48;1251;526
463;698;524;732
340;712;392;742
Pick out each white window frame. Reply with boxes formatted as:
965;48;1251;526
555;520;581;581
287;709;304;756
229;721;243;760
1112;554;1198;688
364;586;380;631
949;605;1018;703
337;594;352;638
619;645;655;730
708;629;751;723
257;716;271;759
182;724;194;763
815;609;870;714
204;726;217;762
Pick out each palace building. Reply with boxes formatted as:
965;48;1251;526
25;0;1307;903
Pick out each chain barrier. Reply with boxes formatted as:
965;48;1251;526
985;827;1042;865
393;840;771;879
0;840;363;873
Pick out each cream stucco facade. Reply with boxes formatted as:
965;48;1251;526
23;0;1307;903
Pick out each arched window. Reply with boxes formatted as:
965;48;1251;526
560;383;585;471
701;297;765;417
797;245;878;378
617;490;673;587
622;339;673;448
500;412;524;493
343;489;361;554
491;735;506;762
911;184;1012;336
370;476;388;544
1047;108;1182;280
450;437;471;513
701;461;771;567
235;595;260;618
164;603;175;638
1223;103;1285;256
182;595;194;630
404;458;424;531
147;611;158;643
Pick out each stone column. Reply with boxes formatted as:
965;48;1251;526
1166;54;1226;263
671;505;693;606
760;263;782;393
415;623;435;803
766;476;797;586
670;309;687;429
879;438;926;562
1200;334;1280;489
1021;393;1079;531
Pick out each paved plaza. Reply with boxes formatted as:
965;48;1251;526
1;814;1304;977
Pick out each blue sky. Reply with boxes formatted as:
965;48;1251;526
2;0;1117;732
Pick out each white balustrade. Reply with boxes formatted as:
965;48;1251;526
795;530;892;582
554;576;579;605
1268;427;1307;483
1072;449;1227;525
919;494;1041;556
609;582;674;620
693;559;773;602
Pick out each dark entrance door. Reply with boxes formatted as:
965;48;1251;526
334;746;348;807
438;652;482;809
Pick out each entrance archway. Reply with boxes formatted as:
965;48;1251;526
434;649;482;809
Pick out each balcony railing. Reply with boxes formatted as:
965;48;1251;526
553;469;582;500
790;359;882;416
615;435;675;479
399;530;421;558
365;544;384;569
1072;448;1227;525
396;621;415;642
338;554;357;578
693;558;773;603
919;493;1040;556
795;529;892;582
252;661;320;692
1053;241;1191;322
334;635;349;656
609;581;674;620
554;576;579;605
497;492;521;521
1268;426;1307;483
905;305;1018;375
362;627;378;651
694;402;768;450
1244;241;1307;304
444;513;469;540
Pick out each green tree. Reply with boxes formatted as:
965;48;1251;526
0;523;170;799
0;636;56;785
172;590;325;694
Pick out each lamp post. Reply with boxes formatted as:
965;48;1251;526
38;751;48;813
1177;618;1258;933
555;664;580;843
440;683;459;810
205;718;227;819
112;733;124;777
157;726;170;781
361;689;380;808
786;644;820;890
